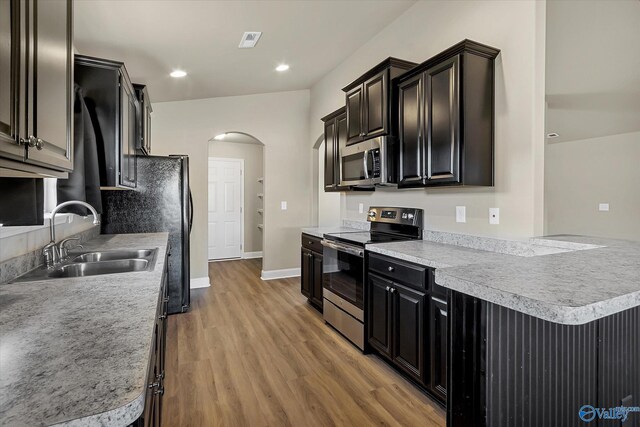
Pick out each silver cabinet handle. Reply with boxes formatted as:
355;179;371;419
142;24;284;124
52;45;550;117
387;266;395;272
390;288;396;294
148;382;160;389
386;286;390;292
432;296;447;306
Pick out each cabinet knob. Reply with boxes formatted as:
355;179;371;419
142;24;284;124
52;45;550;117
148;381;160;389
390;288;396;294
163;297;170;303
308;241;313;245
158;314;167;320
20;136;44;150
386;286;390;292
154;387;164;396
387;266;395;272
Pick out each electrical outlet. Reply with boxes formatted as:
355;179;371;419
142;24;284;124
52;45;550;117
599;203;609;212
489;208;500;225
456;206;466;223
281;201;287;210
359;203;364;214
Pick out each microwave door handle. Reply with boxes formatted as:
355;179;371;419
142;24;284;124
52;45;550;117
363;149;369;180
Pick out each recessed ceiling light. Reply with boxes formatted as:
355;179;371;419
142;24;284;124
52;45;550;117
275;64;290;72
547;132;559;138
170;70;187;78
213;133;226;140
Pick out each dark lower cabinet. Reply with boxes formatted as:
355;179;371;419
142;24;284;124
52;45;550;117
429;294;448;402
366;254;446;405
392;283;426;384
300;234;323;311
367;273;393;357
134;254;168;427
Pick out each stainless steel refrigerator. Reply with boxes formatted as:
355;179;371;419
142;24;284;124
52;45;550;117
101;155;192;314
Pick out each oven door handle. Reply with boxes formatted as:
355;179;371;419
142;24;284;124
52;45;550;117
362;149;370;180
321;239;364;258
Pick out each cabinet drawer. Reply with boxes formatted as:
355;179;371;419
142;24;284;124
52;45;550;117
369;253;427;290
301;233;323;254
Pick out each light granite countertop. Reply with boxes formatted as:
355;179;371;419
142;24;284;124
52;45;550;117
301;226;363;239
0;233;169;427
368;235;640;325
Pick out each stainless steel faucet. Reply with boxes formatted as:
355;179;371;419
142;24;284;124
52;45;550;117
43;201;100;268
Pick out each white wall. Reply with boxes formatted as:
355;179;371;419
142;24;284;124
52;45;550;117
309;0;546;238
545;131;640;241
152;90;310;276
208;141;264;253
316;140;341;226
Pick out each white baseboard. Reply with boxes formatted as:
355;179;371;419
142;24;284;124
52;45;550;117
190;276;210;289
260;268;301;281
242;251;263;259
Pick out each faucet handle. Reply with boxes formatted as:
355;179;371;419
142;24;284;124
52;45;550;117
58;237;82;259
43;242;60;268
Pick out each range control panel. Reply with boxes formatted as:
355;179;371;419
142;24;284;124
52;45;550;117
367;206;424;227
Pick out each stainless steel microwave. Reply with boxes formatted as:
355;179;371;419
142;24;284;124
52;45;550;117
340;136;394;187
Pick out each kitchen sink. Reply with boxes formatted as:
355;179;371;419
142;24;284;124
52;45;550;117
48;259;150;278
71;249;155;263
13;248;158;283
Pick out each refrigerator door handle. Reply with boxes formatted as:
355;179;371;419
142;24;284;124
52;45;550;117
188;190;193;235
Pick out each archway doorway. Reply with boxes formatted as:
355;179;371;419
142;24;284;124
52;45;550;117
208;132;265;264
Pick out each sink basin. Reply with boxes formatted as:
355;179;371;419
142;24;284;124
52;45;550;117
72;249;155;263
48;259;149;278
12;247;158;283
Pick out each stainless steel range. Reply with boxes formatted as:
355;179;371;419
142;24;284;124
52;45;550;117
321;207;423;350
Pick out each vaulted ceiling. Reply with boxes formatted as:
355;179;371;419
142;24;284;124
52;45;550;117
545;0;640;143
74;0;415;102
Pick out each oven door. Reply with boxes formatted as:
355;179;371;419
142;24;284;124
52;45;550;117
321;239;364;311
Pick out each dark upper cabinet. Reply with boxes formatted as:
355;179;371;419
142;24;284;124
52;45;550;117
343;58;416;146
367;273;393;358
321;107;349;192
300;234;324;311
0;0;73;178
134;84;152;155
75;55;139;188
397;40;499;188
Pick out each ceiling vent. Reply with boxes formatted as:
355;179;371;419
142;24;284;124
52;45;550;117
239;32;262;48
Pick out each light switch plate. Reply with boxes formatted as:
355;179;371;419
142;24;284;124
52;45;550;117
599;203;609;212
359;203;364;214
456;206;466;223
489;208;500;225
281;201;287;210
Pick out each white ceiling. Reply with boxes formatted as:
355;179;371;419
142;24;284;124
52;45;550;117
545;0;640;143
74;0;415;102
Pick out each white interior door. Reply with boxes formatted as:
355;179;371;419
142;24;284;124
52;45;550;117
208;158;243;260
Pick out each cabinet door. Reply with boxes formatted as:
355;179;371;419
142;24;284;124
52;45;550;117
345;85;363;144
25;0;72;172
392;282;426;384
363;71;387;138
334;113;348;190
311;252;324;308
323;118;336;191
367;273;392;358
425;55;460;184
398;73;425;187
429;294;448;402
119;77;137;187
300;248;312;298
0;0;25;161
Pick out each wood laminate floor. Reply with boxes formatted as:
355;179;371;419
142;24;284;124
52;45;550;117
162;259;446;427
